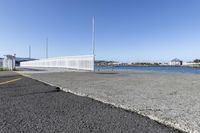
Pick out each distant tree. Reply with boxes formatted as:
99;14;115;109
194;59;200;63
153;63;160;66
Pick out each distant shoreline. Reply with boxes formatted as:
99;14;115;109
96;65;200;68
95;65;200;74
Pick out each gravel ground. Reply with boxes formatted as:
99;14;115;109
21;71;200;133
0;72;21;83
0;72;183;133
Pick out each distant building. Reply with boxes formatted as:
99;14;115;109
95;60;120;66
108;61;120;66
160;62;169;66
169;58;183;66
0;58;3;68
95;60;108;66
119;63;129;66
3;55;16;70
0;54;37;69
182;62;199;67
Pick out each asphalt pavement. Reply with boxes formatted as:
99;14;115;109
26;70;200;133
0;72;183;133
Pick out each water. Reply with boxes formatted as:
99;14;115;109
95;66;200;74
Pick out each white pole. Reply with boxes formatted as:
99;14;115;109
46;38;48;59
92;16;95;56
92;16;95;72
29;45;31;59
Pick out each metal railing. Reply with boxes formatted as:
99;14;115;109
20;55;95;71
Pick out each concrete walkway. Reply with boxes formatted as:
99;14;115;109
18;71;200;133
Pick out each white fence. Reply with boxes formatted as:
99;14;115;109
20;55;95;71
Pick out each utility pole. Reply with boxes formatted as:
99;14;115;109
46;38;48;59
29;45;31;59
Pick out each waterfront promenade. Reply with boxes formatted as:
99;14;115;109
18;69;200;133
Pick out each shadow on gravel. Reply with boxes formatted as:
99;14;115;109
18;68;47;71
0;75;22;79
12;88;60;97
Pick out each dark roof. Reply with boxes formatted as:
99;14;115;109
4;55;15;58
15;57;37;62
171;58;182;62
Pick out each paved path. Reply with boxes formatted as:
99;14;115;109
20;71;200;133
0;72;182;133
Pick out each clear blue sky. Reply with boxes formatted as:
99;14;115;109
0;0;200;62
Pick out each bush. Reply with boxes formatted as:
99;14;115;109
0;68;9;71
194;59;200;63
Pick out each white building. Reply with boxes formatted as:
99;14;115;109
3;55;16;70
0;58;3;68
182;62;200;67
169;58;183;66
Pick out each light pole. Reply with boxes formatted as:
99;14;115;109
92;16;95;56
29;45;31;59
46;38;48;59
92;16;95;72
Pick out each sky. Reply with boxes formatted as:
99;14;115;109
0;0;200;62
